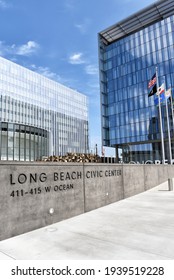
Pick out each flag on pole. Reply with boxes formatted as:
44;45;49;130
148;84;157;97
156;83;165;96
148;73;157;97
165;88;171;99
154;93;165;105
154;83;165;105
155;67;165;163
148;73;156;88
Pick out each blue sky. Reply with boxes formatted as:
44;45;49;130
0;0;156;155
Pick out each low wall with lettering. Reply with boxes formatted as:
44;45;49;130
84;164;123;212
0;162;174;241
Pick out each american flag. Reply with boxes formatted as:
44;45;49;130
148;73;156;88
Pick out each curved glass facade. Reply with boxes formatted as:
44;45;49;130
0;56;89;161
0;122;48;161
99;4;174;163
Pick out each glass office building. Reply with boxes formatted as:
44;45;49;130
99;0;174;163
0;56;89;161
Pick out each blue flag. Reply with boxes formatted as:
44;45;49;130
154;92;165;105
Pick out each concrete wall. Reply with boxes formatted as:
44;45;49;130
84;164;123;212
0;162;174;241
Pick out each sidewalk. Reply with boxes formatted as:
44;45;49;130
0;181;174;260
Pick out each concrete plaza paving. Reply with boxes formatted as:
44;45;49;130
0;181;174;260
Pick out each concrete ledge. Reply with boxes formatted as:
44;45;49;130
0;162;174;241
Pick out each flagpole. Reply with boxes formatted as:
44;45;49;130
169;87;174;135
164;77;172;164
156;67;165;164
169;87;174;162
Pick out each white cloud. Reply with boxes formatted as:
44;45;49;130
0;40;39;57
30;65;62;82
0;40;11;56
69;52;85;64
15;41;39;56
85;64;98;75
30;64;81;90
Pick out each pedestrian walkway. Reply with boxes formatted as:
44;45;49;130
0;181;174;260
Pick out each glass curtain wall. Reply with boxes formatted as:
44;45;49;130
0;56;89;160
100;15;174;163
0;122;48;161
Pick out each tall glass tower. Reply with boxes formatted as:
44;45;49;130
0;56;89;161
99;0;174;163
